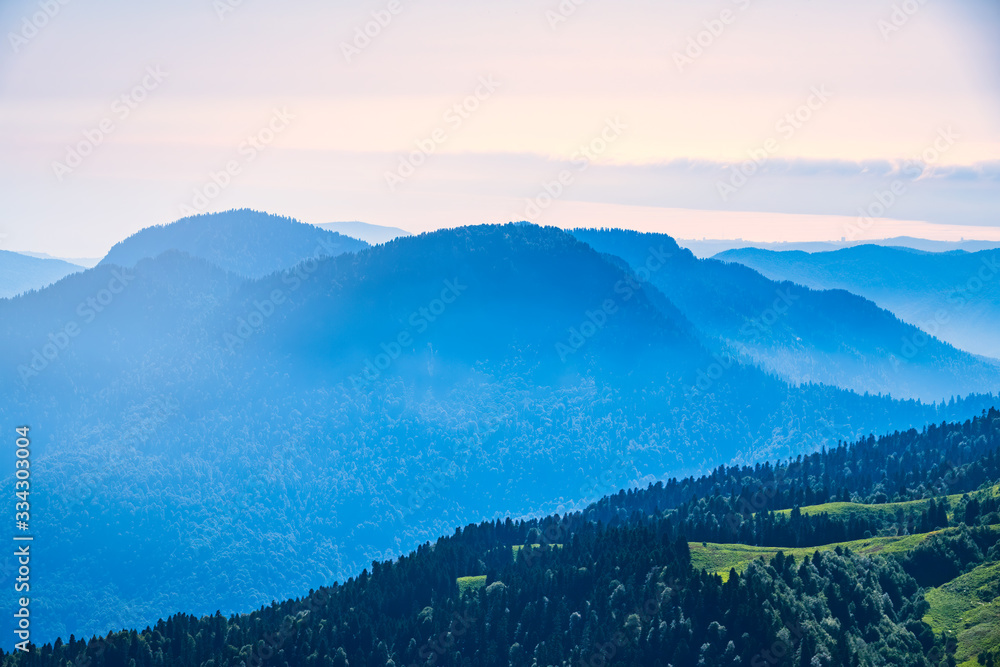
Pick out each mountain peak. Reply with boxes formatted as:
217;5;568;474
100;209;368;278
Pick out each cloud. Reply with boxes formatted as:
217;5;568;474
1;0;997;253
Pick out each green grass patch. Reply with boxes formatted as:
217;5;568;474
689;530;948;581
774;495;963;520
923;560;1000;667
456;575;487;595
773;486;1000;523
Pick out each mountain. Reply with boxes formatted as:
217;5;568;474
715;245;1000;359
8;408;999;666
15;251;100;268
0;250;82;299
572;228;1000;402
99;209;368;278
679;236;1000;259
2;222;995;643
316;220;411;245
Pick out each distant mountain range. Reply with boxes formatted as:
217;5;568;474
0;250;83;299
316;220;411;244
679;236;1000;258
573;229;1000;402
99;209;368;278
2;212;996;642
16;251;100;268
716;245;1000;359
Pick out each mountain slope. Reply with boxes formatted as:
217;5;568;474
99;209;368;278
925;560;1000;666
573;228;1000;401
1;223;997;643
2;527;936;667
10;408;1000;666
0;250;82;299
247;224;701;380
716;245;1000;359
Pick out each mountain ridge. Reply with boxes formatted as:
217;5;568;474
716;244;1000;359
572;228;1000;402
99;209;368;279
0;250;83;299
3;217;998;643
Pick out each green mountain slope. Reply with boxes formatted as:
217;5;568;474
4;409;1000;664
924;560;1000;666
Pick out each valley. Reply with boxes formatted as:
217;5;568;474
2;211;999;666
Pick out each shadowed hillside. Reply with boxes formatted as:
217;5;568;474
573;228;1000;401
716;245;1000;359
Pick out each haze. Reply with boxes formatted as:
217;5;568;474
1;0;998;256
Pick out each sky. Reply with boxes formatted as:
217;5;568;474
1;0;998;257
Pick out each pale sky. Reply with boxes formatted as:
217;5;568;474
1;0;998;256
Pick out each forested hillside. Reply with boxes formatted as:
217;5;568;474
2;219;997;644
573;228;1000;401
715;245;1000;360
6;408;1000;666
99;210;368;278
588;407;1000;548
